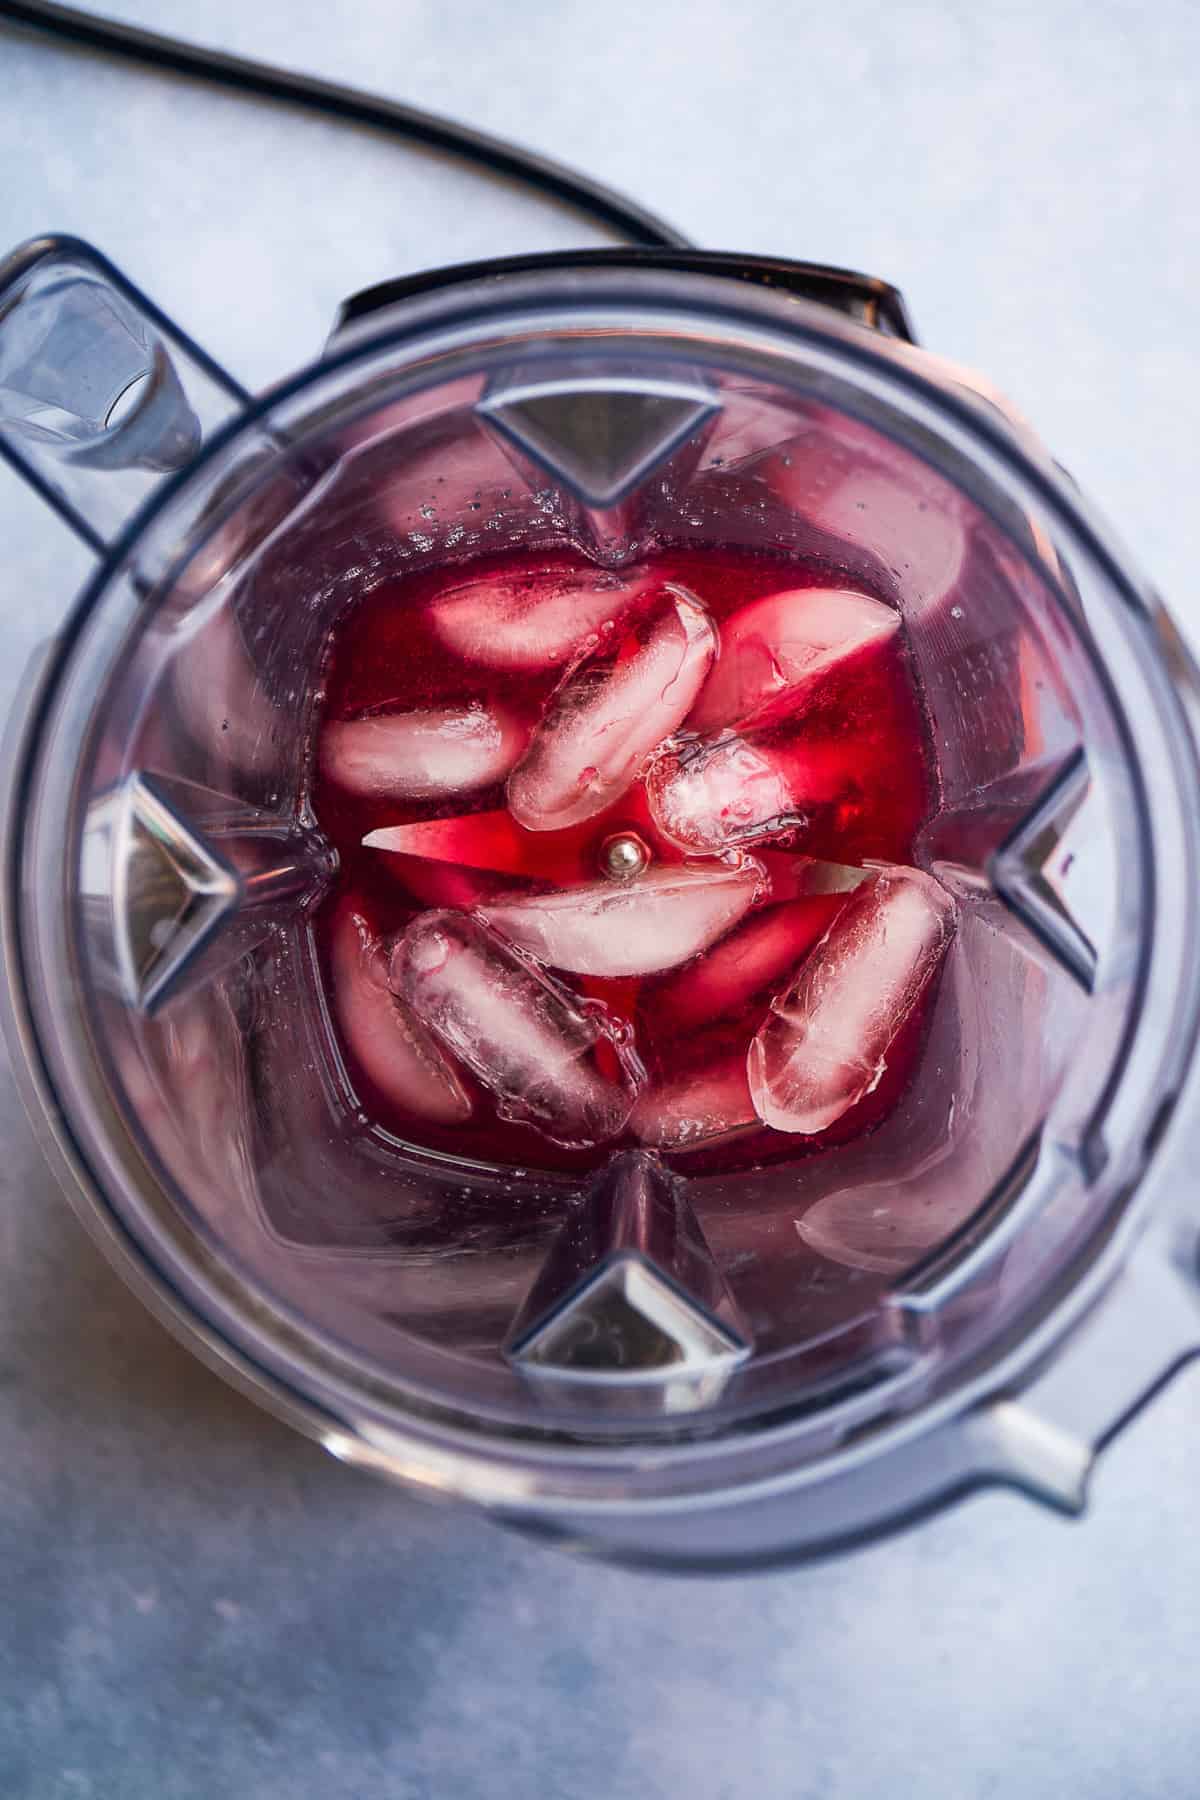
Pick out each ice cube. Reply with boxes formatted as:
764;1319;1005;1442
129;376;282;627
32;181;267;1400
390;910;641;1148
689;586;898;733
330;902;472;1124
747;867;955;1135
646;727;847;854
654;894;848;1032
508;586;716;832
632;1051;758;1151
427;561;654;671
321;701;526;800
478;862;761;978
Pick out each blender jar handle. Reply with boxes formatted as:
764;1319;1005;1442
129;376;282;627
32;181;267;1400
0;235;250;555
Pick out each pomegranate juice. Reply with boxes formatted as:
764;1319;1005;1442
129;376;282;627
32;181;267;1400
311;548;948;1175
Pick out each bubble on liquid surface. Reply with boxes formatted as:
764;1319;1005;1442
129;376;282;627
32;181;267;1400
390;910;642;1149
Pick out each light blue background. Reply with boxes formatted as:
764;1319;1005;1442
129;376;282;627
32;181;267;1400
2;4;1198;1795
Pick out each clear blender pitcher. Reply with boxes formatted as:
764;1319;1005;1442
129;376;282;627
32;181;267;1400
2;233;1199;1569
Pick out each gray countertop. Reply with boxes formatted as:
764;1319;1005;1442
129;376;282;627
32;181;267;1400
2;4;1199;1795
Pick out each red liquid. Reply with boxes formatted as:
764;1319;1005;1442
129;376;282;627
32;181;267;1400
311;548;936;1175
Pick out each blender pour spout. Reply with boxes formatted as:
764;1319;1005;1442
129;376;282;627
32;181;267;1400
0;234;248;553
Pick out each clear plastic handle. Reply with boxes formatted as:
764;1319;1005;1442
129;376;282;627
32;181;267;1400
0;235;249;554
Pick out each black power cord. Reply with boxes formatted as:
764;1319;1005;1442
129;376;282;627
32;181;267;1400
0;0;690;251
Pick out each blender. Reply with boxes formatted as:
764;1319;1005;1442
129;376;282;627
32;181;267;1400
2;229;1199;1570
